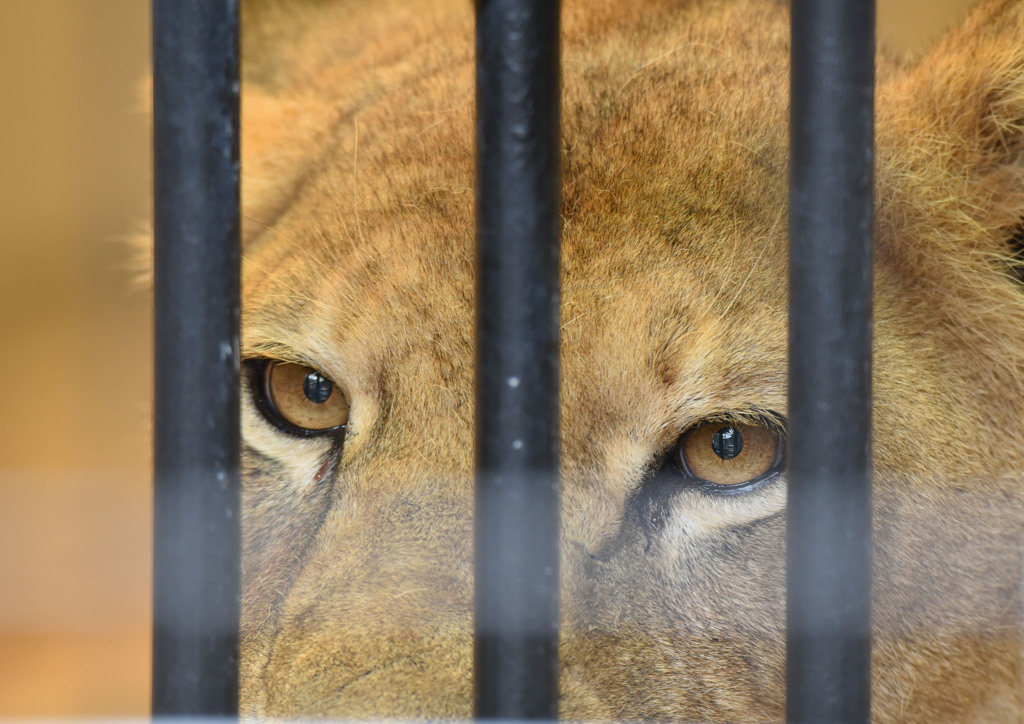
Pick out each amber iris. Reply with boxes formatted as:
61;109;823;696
264;362;349;432
679;421;782;487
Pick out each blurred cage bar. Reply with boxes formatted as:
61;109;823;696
787;1;874;723
151;0;241;716
474;0;562;719
150;0;874;721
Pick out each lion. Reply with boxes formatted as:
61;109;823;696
225;0;1024;720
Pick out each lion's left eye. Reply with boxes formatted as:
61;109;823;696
249;359;349;437
674;420;784;491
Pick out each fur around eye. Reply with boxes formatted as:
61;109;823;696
674;418;785;493
248;359;349;438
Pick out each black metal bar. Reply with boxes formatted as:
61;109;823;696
474;0;562;718
152;0;241;716
786;0;875;722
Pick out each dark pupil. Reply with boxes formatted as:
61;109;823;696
711;426;744;460
303;371;333;404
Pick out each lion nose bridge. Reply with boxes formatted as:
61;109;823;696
261;474;475;718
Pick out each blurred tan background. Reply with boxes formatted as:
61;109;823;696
0;0;977;717
0;0;151;716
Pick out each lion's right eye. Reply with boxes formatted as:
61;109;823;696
251;360;349;437
673;419;785;493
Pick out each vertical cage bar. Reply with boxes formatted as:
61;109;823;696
787;1;875;723
474;0;562;718
152;0;241;715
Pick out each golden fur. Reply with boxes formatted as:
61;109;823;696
220;0;1024;719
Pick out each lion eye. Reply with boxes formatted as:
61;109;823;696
255;361;349;436
675;420;784;490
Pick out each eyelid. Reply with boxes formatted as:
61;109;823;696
680;411;787;434
242;349;325;372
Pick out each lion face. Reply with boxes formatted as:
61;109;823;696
234;0;1024;720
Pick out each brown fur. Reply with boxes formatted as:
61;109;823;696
223;0;1024;719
